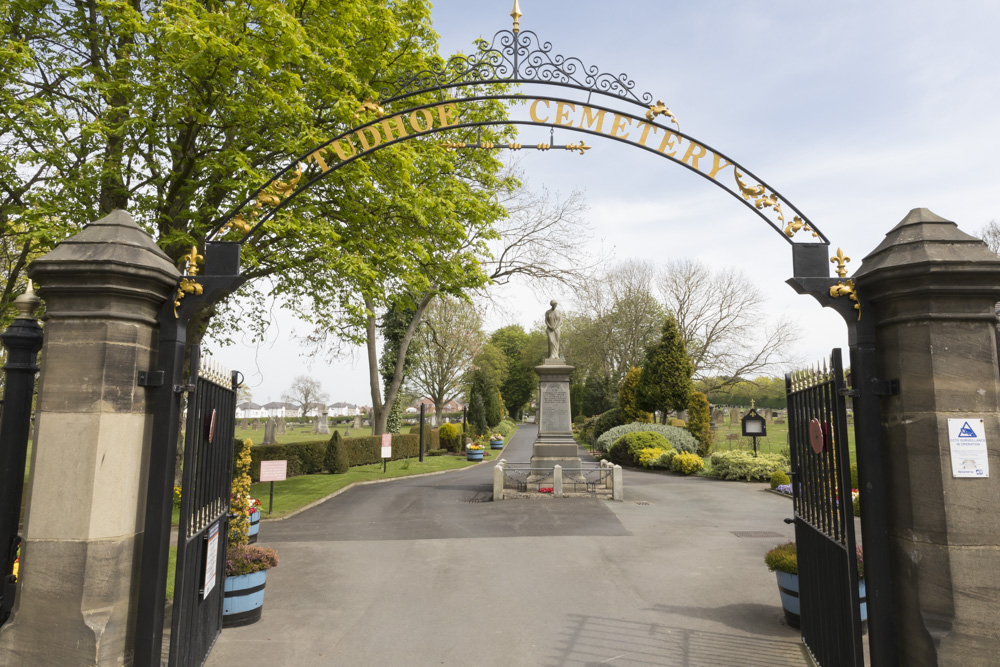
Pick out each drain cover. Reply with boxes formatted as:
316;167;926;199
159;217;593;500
730;531;784;538
634;501;652;506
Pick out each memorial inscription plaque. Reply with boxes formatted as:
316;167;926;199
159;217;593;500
540;382;571;433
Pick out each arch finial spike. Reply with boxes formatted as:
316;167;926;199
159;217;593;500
511;0;522;33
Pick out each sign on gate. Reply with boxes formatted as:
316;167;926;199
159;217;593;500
202;521;219;599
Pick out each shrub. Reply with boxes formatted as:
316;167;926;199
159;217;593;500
669;418;686;427
671;452;704;475
652;449;678;469
764;542;797;575
226;544;278;576
709;451;787;481
439;423;462;452
853;493;861;517
341;434;420;466
573;414;586;426
619;367;652;423
325;431;350;474
407;423;441;451
426;449;447;457
495;420;515;437
597;422;698;454
229;438;252;547
608;431;672;466
589;407;625;444
686;391;713;457
850;462;859;490
638;447;669;468
770;469;791;490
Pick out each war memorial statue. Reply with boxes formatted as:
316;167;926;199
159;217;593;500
529;300;581;478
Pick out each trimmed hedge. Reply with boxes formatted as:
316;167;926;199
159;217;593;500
342;434;421;466
249;440;327;481
249;432;431;480
407;423;441;451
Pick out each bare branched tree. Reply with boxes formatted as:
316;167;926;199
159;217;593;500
977;219;1000;254
408;296;484;420
568;260;663;384
282;375;329;416
478;168;598;290
657;259;799;391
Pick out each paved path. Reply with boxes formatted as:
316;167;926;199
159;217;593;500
206;425;808;666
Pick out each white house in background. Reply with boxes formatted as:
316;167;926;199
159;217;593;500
262;401;298;418
300;401;328;418
328;401;363;417
409;397;466;414
235;402;266;419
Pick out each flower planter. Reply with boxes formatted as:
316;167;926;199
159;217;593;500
466;450;484;461
248;509;260;544
490;439;504;449
223;570;268;628
774;572;868;632
775;571;800;629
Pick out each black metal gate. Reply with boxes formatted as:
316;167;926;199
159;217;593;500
785;348;864;666
169;351;238;666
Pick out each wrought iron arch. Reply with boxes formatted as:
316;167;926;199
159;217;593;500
205;18;830;251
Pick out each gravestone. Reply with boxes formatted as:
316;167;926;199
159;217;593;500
726;433;738;441
276;417;286;435
238;418;248;430
711;409;723;425
679;410;688;422
317;409;330;434
344;428;350;437
766;408;773;423
263;418;277;445
353;414;362;429
729;409;737;426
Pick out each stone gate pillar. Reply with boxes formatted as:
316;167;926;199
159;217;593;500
853;208;1000;665
0;211;179;665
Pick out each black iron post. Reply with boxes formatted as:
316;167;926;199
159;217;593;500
419;404;425;462
0;286;43;625
846;305;898;666
134;243;245;667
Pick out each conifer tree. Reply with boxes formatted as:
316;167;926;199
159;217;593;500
637;316;694;422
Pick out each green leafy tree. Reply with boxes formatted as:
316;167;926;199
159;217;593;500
686;391;713;457
466;373;489;438
619;367;651;423
637;316;694;422
489;325;535;419
582;373;617;417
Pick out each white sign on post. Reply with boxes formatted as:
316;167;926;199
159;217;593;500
947;418;989;478
381;433;392;459
259;459;288;482
202;521;219;599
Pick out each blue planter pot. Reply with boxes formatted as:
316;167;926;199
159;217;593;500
466;450;484;461
248;509;260;544
775;572;868;632
775;571;800;629
490;440;504;449
223;570;268;628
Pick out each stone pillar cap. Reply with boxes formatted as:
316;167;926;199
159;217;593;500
28;209;179;285
854;207;1000;282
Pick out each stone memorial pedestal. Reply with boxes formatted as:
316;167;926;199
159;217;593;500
529;359;581;481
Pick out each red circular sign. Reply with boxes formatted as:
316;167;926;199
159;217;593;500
809;419;824;454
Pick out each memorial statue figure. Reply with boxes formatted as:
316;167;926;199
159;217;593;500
545;300;562;359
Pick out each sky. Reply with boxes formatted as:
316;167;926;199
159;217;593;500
207;0;1000;406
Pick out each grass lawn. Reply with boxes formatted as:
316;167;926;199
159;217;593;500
166;546;177;600
249;425;519;520
708;419;857;463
